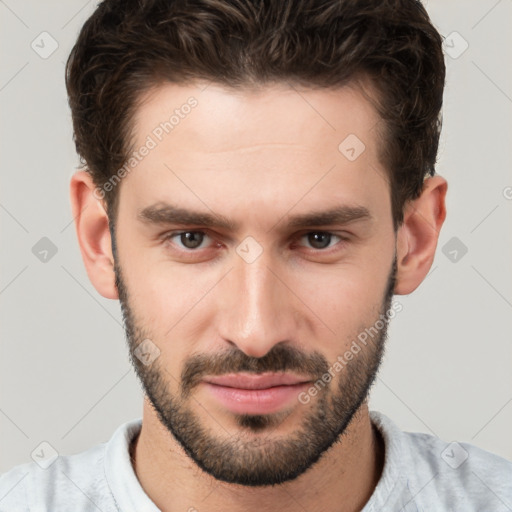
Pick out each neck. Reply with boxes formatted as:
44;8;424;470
131;399;385;512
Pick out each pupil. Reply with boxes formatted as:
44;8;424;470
309;232;330;249
181;232;203;249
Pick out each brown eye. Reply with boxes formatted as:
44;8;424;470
165;231;210;250
180;232;204;249
302;232;340;250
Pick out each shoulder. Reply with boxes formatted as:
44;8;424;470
0;462;30;511
0;418;143;512
370;410;512;511
405;429;512;502
0;442;114;512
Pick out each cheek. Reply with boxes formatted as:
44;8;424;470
301;260;386;313
118;213;394;368
128;264;218;357
294;258;390;353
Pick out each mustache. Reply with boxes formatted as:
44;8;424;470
180;344;329;398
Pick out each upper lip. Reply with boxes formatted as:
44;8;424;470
203;372;311;390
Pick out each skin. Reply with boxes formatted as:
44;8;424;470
70;81;447;512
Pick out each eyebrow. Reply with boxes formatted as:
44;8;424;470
137;202;372;231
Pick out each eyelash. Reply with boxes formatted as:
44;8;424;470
161;230;348;253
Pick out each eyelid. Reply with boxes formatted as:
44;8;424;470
294;231;348;250
161;229;350;252
162;230;214;250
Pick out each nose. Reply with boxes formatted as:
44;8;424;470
217;246;299;358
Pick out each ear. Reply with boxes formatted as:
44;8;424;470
394;175;448;295
69;170;119;299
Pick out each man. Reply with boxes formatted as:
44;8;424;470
1;0;511;510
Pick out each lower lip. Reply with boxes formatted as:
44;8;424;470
202;382;310;415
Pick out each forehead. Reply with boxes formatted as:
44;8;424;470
120;80;390;223
132;80;382;156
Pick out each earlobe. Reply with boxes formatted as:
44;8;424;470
69;170;119;300
394;175;448;295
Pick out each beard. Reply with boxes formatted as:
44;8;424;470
114;250;397;487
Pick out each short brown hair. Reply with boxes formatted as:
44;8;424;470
65;0;445;230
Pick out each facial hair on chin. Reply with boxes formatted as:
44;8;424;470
114;253;397;486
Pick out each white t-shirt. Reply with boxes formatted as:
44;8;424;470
1;410;511;511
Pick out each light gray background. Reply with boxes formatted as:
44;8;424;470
1;0;511;473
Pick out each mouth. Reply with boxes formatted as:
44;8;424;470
201;372;312;415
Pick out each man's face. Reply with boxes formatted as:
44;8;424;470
112;82;397;486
